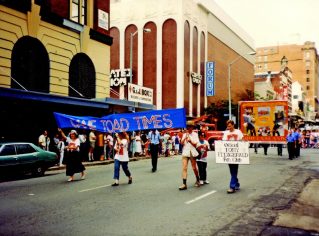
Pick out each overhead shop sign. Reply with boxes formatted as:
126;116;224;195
191;72;202;84
110;69;131;87
206;62;215;96
128;83;153;105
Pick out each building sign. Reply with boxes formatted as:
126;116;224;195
110;69;131;87
206;62;215;96
128;83;153;105
98;9;109;30
215;141;250;164
191;72;202;84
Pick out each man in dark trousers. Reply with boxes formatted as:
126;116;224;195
148;130;160;172
286;129;295;160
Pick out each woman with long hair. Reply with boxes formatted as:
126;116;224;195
112;132;133;186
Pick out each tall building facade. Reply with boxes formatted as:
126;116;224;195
109;0;255;118
255;42;319;120
0;0;121;142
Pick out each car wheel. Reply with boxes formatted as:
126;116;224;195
32;164;45;177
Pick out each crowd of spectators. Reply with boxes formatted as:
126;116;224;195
49;129;185;164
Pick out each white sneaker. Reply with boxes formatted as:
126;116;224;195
199;180;204;185
204;180;210;184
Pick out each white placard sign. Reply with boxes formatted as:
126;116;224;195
98;9;109;30
128;83;153;105
215;141;250;164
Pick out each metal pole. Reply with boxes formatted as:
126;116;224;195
228;63;232;121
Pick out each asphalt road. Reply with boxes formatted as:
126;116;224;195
0;148;318;236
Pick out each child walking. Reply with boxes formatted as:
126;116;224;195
196;132;210;185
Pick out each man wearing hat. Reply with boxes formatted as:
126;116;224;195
178;120;200;190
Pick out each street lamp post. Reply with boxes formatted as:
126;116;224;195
129;28;151;84
228;51;256;121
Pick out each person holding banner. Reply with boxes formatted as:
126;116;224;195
112;132;133;186
179;121;200;190
222;120;243;194
58;129;86;182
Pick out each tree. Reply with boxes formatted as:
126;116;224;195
204;89;255;130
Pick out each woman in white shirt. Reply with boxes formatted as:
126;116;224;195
59;129;86;182
179;121;200;190
222;120;243;194
112;132;133;186
134;131;142;156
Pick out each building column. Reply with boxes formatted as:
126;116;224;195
119;28;125;100
197;29;201;117
137;28;144;86
189;24;193;117
156;20;163;109
176;18;184;109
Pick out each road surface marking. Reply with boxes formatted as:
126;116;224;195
185;190;217;204
79;184;111;192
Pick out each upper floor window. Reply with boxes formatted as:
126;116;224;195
305;51;310;59
306;86;310;90
306;77;310;82
71;0;87;25
306;69;310;74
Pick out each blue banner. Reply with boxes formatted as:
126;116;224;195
54;108;186;133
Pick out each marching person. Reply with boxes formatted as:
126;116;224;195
294;128;302;158
58;128;86;182
196;131;210;185
148;129;161;172
112;132;133;186
286;129;295;160
222;120;243;194
179;121;200;190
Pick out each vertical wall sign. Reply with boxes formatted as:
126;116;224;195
206;62;215;96
98;9;109;30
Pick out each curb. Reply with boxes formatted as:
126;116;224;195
48;155;153;171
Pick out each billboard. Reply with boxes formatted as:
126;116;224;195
239;100;289;143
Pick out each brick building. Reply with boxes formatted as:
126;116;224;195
109;0;255;118
255;42;319;120
0;0;151;142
